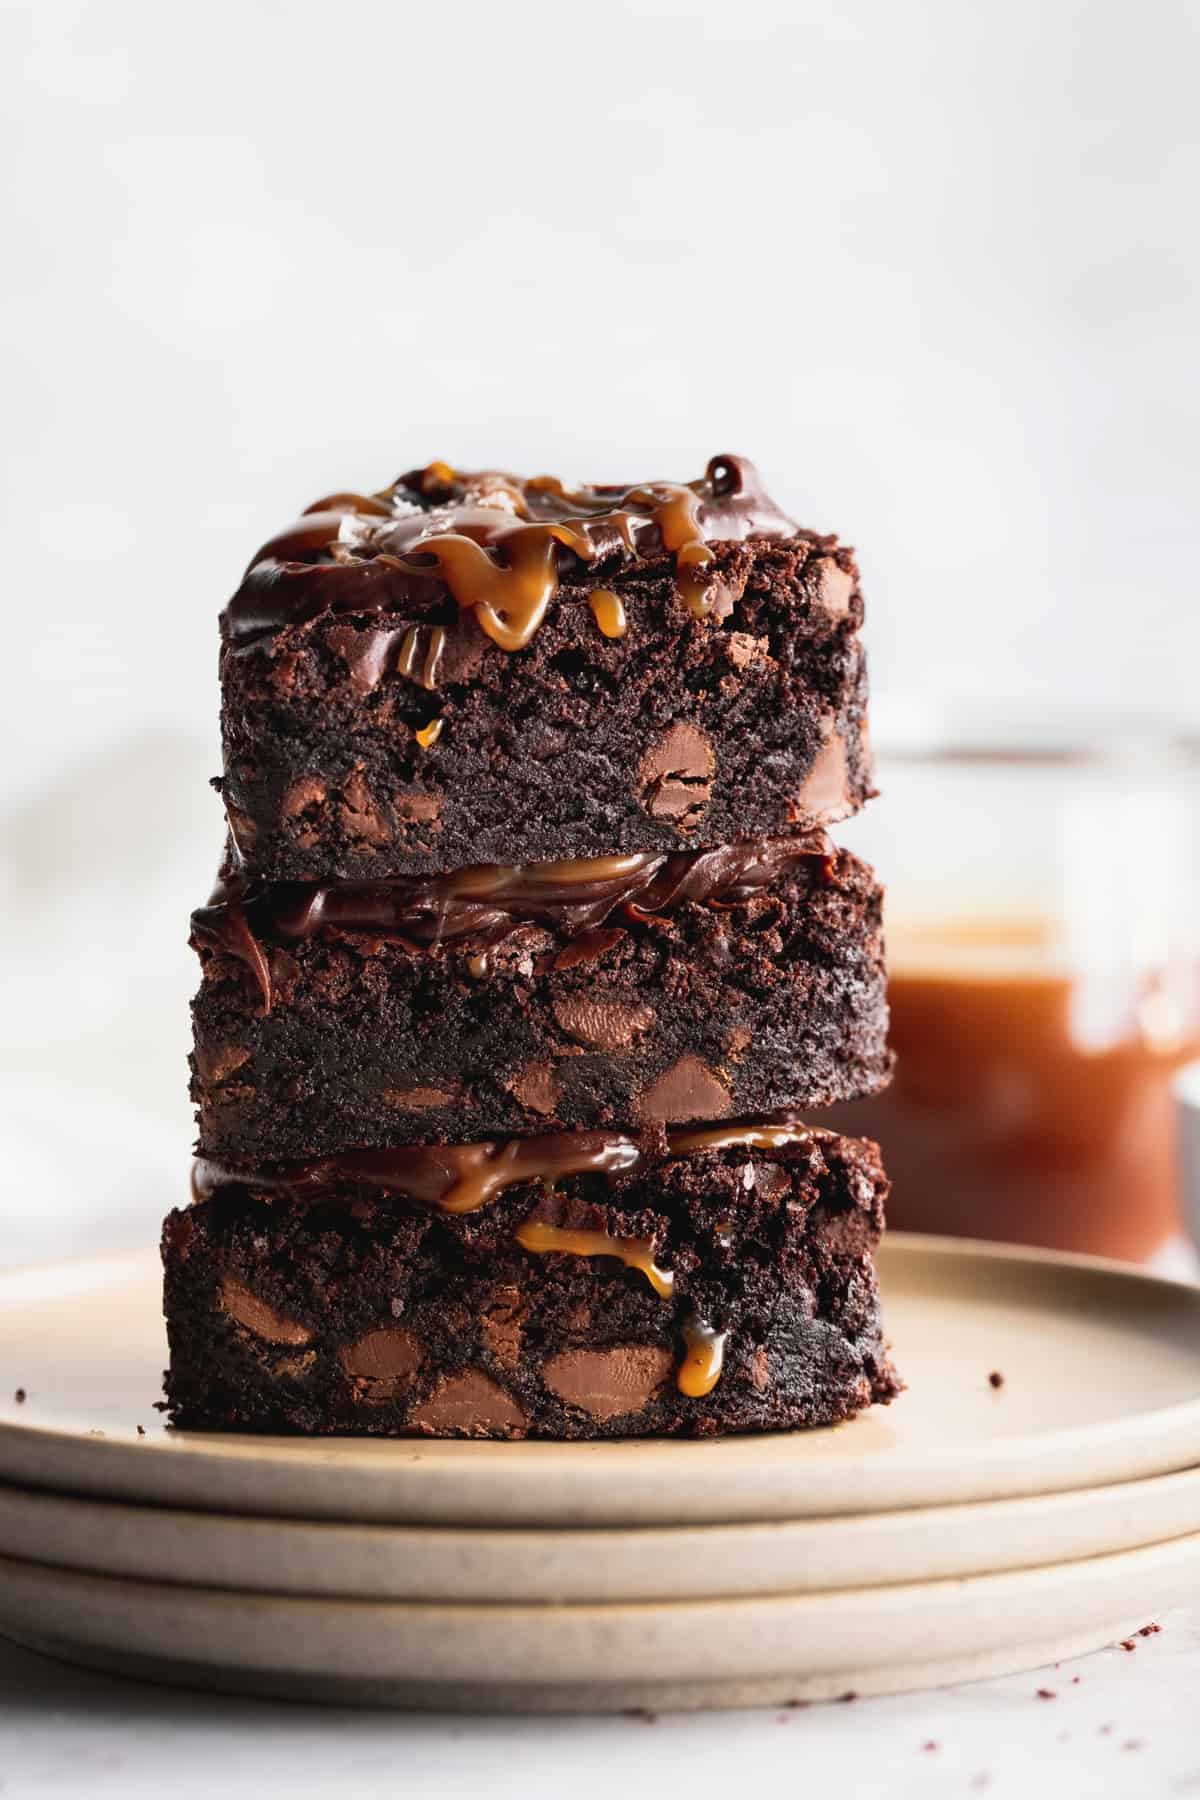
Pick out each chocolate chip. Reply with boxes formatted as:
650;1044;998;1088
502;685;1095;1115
326;623;408;694
637;724;715;825
812;555;856;619
552;928;626;972
636;1055;731;1123
408;1370;527;1437
791;728;851;817
219;1278;311;1347
339;1326;424;1383
338;769;391;844
551;994;656;1051
542;1345;674;1421
505;1062;561;1116
382;1085;460;1111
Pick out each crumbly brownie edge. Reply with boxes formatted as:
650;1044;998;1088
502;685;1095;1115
162;1131;900;1438
190;845;891;1158
219;540;873;879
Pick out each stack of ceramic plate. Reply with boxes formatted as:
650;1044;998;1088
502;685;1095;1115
1;1234;1199;1711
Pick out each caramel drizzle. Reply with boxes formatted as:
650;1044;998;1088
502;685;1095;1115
396;623;446;691
440;849;654;900
395;519;596;653
515;1219;674;1299
239;454;794;654
667;1122;812;1157
677;1316;729;1397
194;834;832;1012
414;718;443;749
587;588;628;639
434;1134;642;1215
192;1120;815;1216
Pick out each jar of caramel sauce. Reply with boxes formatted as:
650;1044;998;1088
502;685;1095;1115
831;715;1200;1260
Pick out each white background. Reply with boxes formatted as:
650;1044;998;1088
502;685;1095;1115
2;0;1199;1261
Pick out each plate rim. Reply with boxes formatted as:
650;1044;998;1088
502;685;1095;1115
3;1232;1200;1527
0;1460;1197;1603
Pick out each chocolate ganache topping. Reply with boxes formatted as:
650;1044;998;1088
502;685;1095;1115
222;453;800;653
192;832;834;1010
191;1118;818;1217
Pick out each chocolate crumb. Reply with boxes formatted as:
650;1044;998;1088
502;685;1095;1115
1036;1688;1056;1700
1118;1639;1136;1652
839;1690;859;1703
1071;1676;1081;1684
13;1387;26;1404
1136;1622;1162;1637
988;1370;1005;1389
784;1697;811;1710
623;1707;658;1724
921;1740;939;1752
136;1424;146;1437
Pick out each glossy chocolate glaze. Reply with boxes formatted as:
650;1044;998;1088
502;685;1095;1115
191;832;834;1010
191;1118;818;1216
222;454;801;652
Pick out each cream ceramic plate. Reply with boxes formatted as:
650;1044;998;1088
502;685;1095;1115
1;1535;1196;1712
0;1465;1198;1601
2;1237;1200;1525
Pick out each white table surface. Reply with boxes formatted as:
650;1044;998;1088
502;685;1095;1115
0;1606;1196;1800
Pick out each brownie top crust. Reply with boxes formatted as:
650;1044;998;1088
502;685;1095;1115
223;453;825;656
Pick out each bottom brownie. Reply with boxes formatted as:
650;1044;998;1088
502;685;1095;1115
162;1122;900;1438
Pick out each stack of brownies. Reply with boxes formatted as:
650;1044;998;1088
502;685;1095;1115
163;453;900;1437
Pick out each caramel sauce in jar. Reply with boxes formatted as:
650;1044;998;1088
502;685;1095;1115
831;919;1198;1259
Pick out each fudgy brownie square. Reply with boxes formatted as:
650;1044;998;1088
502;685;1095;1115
190;835;891;1159
218;455;873;879
163;1122;900;1438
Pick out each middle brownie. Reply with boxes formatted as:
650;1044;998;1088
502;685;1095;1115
191;833;890;1159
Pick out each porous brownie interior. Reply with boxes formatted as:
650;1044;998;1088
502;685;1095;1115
164;1126;898;1438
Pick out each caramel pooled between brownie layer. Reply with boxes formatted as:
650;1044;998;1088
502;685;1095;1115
191;831;835;1011
191;1118;818;1217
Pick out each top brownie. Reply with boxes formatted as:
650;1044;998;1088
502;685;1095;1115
218;454;873;879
